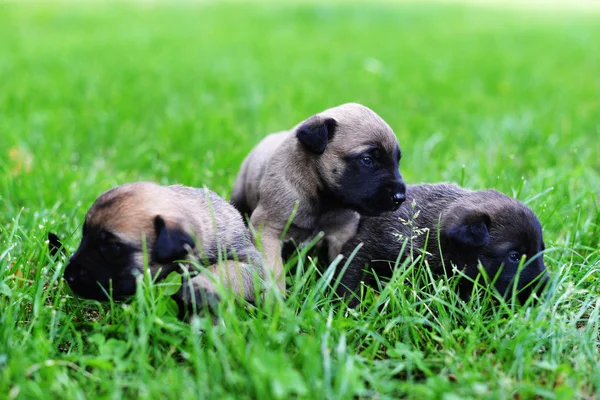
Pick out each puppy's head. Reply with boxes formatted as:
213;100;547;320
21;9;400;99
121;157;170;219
441;190;549;303
295;103;406;216
64;182;196;301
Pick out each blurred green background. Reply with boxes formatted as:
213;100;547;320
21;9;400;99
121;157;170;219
2;2;598;241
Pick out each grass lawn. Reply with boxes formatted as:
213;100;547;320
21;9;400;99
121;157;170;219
1;1;599;398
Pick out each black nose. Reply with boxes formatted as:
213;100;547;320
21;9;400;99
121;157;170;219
64;261;82;285
391;192;406;208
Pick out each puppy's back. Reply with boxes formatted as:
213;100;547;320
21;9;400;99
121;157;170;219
230;131;291;216
167;185;255;258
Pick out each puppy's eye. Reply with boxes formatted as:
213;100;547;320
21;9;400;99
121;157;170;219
508;251;522;263
360;155;374;166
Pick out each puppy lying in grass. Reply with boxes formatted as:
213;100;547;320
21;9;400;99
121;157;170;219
55;182;264;317
336;183;550;305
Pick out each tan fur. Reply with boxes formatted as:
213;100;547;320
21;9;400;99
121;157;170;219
86;183;245;269
231;103;403;291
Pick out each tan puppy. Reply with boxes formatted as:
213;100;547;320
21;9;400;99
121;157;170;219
63;182;263;314
231;103;406;290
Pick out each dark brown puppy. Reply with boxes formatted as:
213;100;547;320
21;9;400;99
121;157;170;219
337;183;550;304
64;182;264;313
230;103;406;290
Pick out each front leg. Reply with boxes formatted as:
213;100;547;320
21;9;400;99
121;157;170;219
175;257;264;316
250;206;286;292
318;210;361;263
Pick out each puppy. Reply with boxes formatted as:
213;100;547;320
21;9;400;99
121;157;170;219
230;103;407;290
63;182;264;314
337;183;550;304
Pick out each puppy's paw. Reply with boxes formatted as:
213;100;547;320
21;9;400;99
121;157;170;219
173;278;221;320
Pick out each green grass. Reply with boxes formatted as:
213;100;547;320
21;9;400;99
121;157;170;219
1;1;599;398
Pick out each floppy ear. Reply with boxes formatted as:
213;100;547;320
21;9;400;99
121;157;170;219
152;216;195;263
296;115;337;154
445;209;491;248
48;232;68;258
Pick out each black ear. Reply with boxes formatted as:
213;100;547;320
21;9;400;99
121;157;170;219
48;232;68;258
446;212;490;248
296;116;337;154
152;216;195;264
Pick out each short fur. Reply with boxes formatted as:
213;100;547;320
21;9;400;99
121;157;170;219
230;103;406;290
64;182;264;315
337;183;550;304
